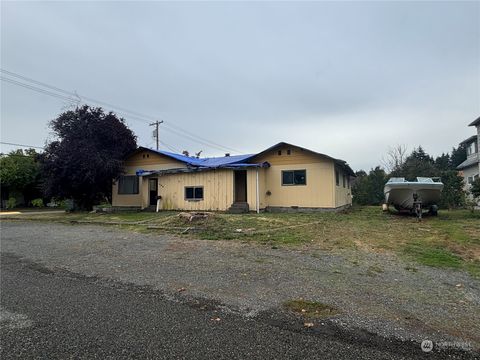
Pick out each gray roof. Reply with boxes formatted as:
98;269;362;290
469;116;480;127
456;155;479;170
459;135;478;145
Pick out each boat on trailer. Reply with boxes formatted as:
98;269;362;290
384;177;444;218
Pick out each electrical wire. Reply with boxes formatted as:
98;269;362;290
160;141;182;153
0;141;44;149
1;69;244;154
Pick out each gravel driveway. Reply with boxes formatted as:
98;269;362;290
1;221;479;352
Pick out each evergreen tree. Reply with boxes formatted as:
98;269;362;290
439;171;465;209
352;167;387;205
434;153;451;172
450;144;467;169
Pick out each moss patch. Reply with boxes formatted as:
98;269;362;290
283;300;339;318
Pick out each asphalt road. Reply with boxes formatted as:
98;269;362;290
1;252;474;360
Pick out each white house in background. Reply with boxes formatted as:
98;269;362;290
457;116;480;197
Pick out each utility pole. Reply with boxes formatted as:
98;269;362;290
149;120;163;150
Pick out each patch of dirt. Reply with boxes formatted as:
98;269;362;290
283;299;339;318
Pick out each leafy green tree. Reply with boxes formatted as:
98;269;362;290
39;105;137;209
0;149;41;206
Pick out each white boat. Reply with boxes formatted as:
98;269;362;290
384;177;444;216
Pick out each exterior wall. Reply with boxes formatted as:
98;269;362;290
113;145;353;211
461;165;480;189
157;169;234;211
246;168;267;210
251;146;337;208
334;166;353;207
477;125;480;175
460;165;480;207
112;150;186;208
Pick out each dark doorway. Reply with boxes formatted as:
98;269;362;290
149;178;158;206
234;170;247;203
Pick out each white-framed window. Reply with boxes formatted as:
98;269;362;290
185;186;204;201
467;141;478;156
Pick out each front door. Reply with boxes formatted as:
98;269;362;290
149;178;158;206
234;170;247;203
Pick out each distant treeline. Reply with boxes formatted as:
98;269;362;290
352;145;468;209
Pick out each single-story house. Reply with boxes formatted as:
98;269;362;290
112;142;355;212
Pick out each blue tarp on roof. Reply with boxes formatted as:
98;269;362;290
147;148;257;168
195;154;256;167
134;142;355;176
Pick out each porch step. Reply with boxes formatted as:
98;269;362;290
142;205;157;212
227;202;249;214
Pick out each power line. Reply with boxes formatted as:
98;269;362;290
0;141;44;149
160;141;182;153
1;69;157;122
162;122;241;153
1;68;244;154
1;77;78;103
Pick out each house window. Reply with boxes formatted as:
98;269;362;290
287;149;291;155
467;142;478;156
185;186;204;200
468;176;474;184
342;175;346;188
282;170;306;186
347;177;350;189
335;170;340;186
118;175;139;194
277;150;282;156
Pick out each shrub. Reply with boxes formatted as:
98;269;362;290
31;198;44;207
6;197;16;209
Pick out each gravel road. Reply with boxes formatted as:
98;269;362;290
1;221;479;356
3;252;460;360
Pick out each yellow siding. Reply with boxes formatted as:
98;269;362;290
334;166;353;207
112;150;186;208
246;168;267;210
112;146;352;210
157;169;234;211
251;145;350;209
262;162;335;208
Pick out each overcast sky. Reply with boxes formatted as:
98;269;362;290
1;1;479;171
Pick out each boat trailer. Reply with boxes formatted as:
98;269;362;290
412;193;439;220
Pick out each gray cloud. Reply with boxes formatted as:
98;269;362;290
1;1;479;171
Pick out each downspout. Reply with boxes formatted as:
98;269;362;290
256;167;260;214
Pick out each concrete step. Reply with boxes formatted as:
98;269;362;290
227;202;249;213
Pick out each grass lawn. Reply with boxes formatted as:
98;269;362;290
3;206;479;276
